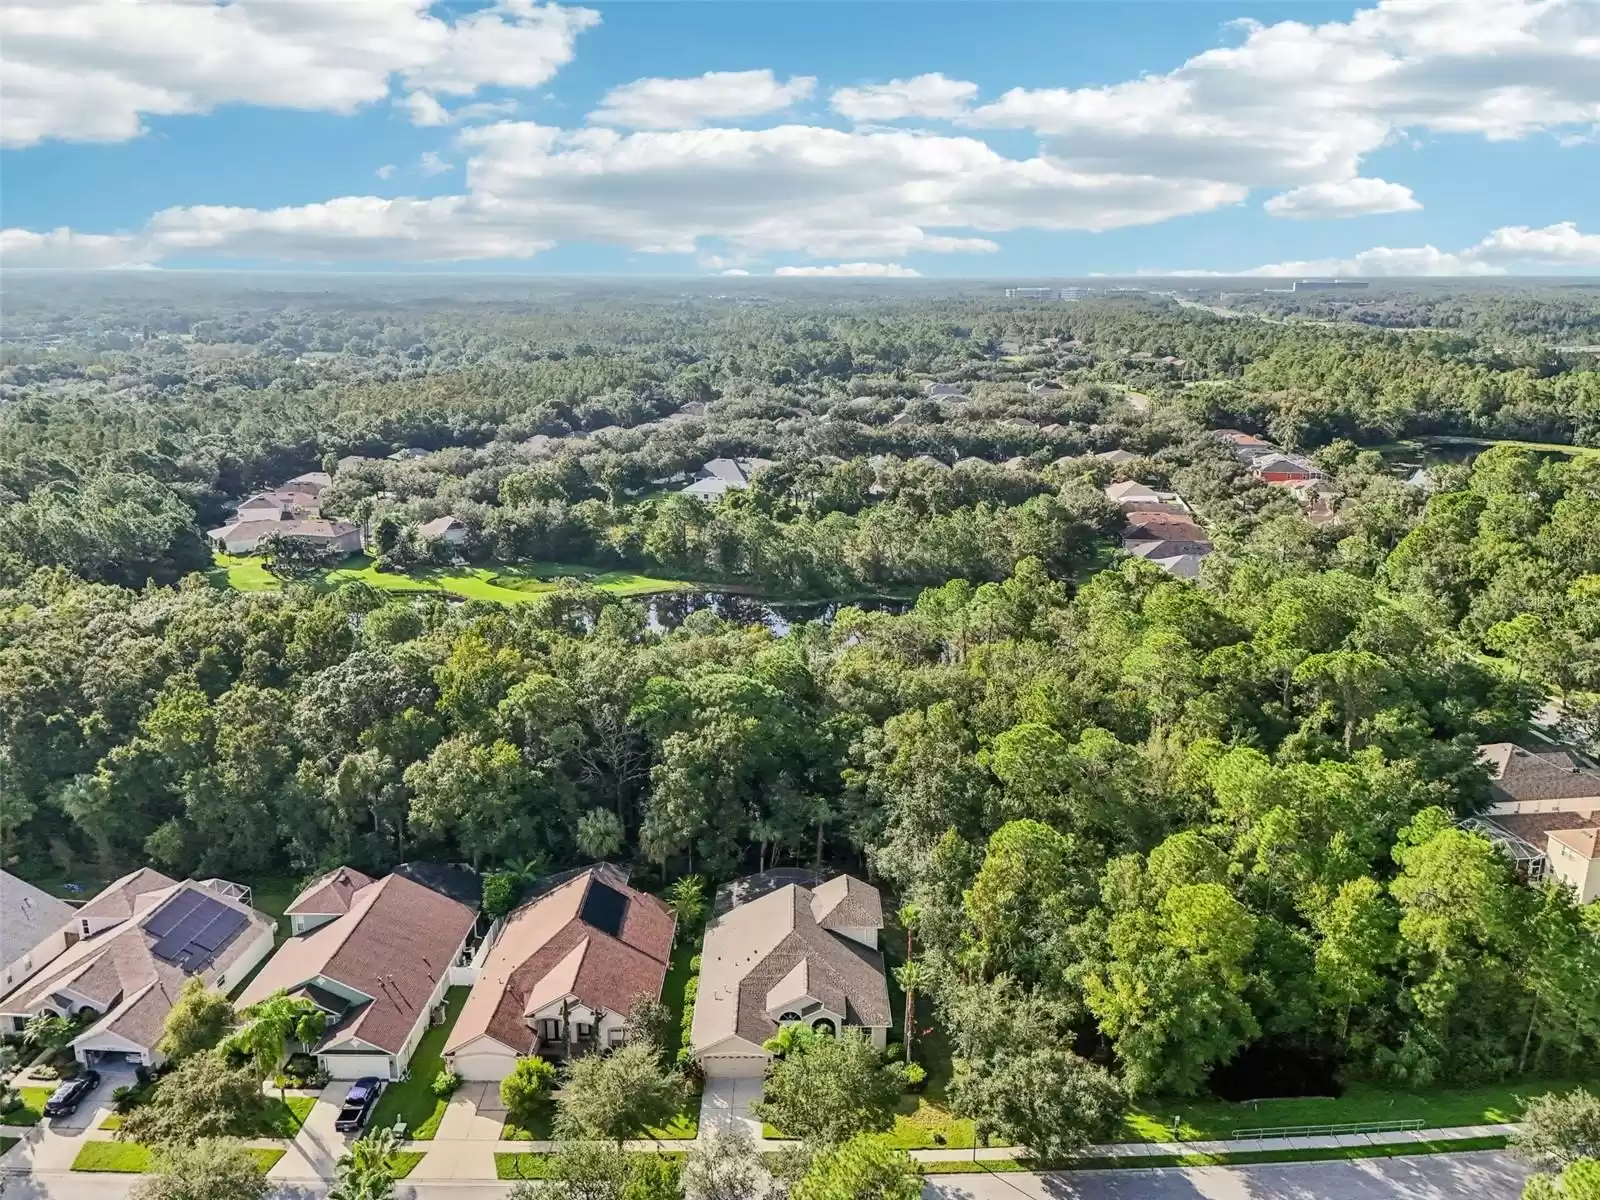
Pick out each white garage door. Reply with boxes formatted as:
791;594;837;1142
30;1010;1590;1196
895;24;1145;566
321;1052;395;1081
450;1051;515;1082
700;1054;768;1079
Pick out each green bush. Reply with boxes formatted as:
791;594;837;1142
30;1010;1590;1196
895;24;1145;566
883;1043;903;1065
432;1069;462;1099
903;1063;927;1091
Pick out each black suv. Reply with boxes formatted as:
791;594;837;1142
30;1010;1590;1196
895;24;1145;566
42;1070;102;1119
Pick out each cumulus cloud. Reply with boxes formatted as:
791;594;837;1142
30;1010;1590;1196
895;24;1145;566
966;0;1600;194
419;151;453;176
589;70;815;130
0;227;151;268
1264;178;1422;219
1;0;598;147
774;262;920;277
719;268;751;276
376;164;397;180
1145;222;1598;277
831;73;979;122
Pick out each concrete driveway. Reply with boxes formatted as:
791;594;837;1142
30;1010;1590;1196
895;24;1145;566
271;1082;351;1180
698;1077;764;1141
922;1150;1533;1200
44;1063;136;1133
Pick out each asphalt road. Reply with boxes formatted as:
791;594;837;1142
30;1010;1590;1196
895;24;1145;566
921;1151;1532;1200
5;1150;1532;1199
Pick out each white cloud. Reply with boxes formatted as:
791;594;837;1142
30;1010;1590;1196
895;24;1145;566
831;74;979;122
1;0;599;147
376;164;397;180
1469;220;1600;266
774;263;920;277
1146;221;1598;277
419;151;453;176
588;70;815;130
966;0;1600;195
0;227;150;268
1265;178;1422;219
719;268;751;276
403;91;451;127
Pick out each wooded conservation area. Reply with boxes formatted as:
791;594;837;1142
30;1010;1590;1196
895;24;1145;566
2;276;1598;1131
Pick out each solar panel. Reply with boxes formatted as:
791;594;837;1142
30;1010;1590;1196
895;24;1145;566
148;892;251;971
579;880;629;938
143;889;205;939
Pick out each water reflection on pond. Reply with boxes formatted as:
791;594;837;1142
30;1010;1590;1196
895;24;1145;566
642;591;911;634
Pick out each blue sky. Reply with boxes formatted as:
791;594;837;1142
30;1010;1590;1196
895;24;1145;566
2;0;1596;275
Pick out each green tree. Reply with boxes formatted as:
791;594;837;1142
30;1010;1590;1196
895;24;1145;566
329;1127;402;1200
1514;1089;1600;1170
791;1135;921;1200
159;978;237;1063
500;1056;558;1131
130;1138;269;1200
556;1045;686;1146
405;735;533;869
682;1126;762;1200
753;1030;901;1148
950;1047;1125;1163
1522;1158;1600;1200
576;807;625;860
229;990;327;1083
665;875;706;936
121;1051;269;1148
893;961;923;1064
622;994;673;1059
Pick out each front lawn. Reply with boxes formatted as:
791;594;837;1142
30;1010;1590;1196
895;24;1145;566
0;1136;18;1156
501;1102;556;1141
501;1078;698;1141
391;1150;427;1178
258;1094;317;1137
72;1142;285;1173
367;986;470;1139
1124;1077;1591;1143
1;1087;54;1127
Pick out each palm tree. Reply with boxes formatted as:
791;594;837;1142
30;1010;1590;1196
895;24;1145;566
761;1023;813;1059
329;1127;401;1200
894;961;924;1064
666;875;706;940
229;991;327;1098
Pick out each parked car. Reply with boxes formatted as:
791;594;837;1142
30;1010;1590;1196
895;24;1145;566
43;1070;102;1119
334;1077;383;1133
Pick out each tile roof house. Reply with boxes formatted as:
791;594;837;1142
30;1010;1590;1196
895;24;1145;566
682;458;774;502
445;866;674;1081
691;871;889;1079
208;518;363;556
1477;743;1600;905
0;872;77;997
0;873;274;1067
236;869;477;1080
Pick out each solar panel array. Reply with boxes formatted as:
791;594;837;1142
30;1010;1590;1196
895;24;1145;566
580;880;629;938
147;889;250;972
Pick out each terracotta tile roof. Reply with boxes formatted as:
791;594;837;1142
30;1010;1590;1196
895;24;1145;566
693;876;890;1056
286;868;376;917
237;873;476;1055
447;866;674;1057
1479;743;1600;804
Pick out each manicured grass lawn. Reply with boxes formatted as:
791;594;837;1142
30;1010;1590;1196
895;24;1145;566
391;1150;426;1179
210;553;693;603
502;1101;556;1141
659;941;698;1064
1;1087;54;1127
496;1150;685;1180
0;1136;18;1156
368;986;470;1139
1124;1078;1589;1143
259;1094;317;1137
72;1142;285;1173
644;1092;699;1140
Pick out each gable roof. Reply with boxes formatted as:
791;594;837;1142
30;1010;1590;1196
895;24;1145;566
1096;449;1139;463
1;872;76;965
236;872;476;1055
809;875;883;931
74;868;178;924
418;516;466;539
1;879;271;1053
446;866;673;1057
693;875;889;1055
285;868;376;918
1105;480;1159;503
1479;743;1600;804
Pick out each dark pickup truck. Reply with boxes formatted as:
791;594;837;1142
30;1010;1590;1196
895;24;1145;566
334;1077;383;1133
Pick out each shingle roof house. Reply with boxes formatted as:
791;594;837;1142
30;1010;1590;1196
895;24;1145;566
1479;743;1600;809
0;873;274;1067
445;866;674;1081
237;869;477;1080
692;872;890;1079
0;872;77;997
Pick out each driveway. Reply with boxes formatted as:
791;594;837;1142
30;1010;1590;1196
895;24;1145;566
922;1150;1533;1200
698;1077;764;1141
271;1082;351;1179
44;1063;136;1133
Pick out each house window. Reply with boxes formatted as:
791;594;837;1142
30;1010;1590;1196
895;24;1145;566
778;1011;800;1023
608;1028;625;1047
80;920;91;939
576;1023;593;1039
539;1019;561;1041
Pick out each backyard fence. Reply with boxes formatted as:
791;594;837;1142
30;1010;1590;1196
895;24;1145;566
1229;1119;1427;1141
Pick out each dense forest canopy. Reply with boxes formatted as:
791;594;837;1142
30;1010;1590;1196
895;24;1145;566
2;275;1598;1108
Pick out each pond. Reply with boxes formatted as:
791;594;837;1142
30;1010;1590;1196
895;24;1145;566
641;591;912;634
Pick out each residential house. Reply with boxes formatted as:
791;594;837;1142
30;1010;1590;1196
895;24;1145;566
1095;449;1139;464
419;516;470;545
887;413;915;427
691;871;890;1079
445;866;674;1080
208;518;363;556
0;873;76;997
953;457;989;470
681;458;774;502
389;448;431;462
335;455;375;475
282;472;333;496
0;871;274;1067
1002;417;1039;431
1001;457;1033;471
1251;453;1325;484
236;868;477;1080
924;383;966;398
1027;380;1063;394
1475;743;1600;905
1211;429;1276;461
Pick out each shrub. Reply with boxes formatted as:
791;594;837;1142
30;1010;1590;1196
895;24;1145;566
501;1056;558;1127
688;955;702;973
432;1069;462;1099
903;1063;927;1092
883;1043;903;1065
